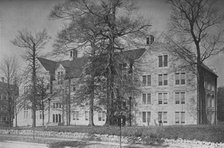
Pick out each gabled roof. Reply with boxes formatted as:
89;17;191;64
201;63;218;77
59;57;88;78
37;57;57;76
118;48;146;60
38;48;147;79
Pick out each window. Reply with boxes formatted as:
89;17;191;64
24;111;28;119
53;114;61;123
98;111;102;121
142;111;151;124
142;75;151;86
158;55;168;67
98;111;106;121
102;111;106;121
142;94;146;104
85;111;89;121
175;112;185;124
181;112;185;123
158;93;168;104
175;92;185;104
73;111;79;120
53;103;61;109
73;86;76;92
142;93;151;104
57;71;64;84
40;111;44;119
175;73;185;85
158;112;167;123
142;112;146;123
158;74;168;86
142;76;146;86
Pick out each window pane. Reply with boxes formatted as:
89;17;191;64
142;76;146;86
181;73;185;84
147;93;151;104
158;112;162;121
76;111;79;120
147;112;151;123
158;74;163;86
164;55;168;67
175;92;180;104
147;75;151;86
164;74;168;85
56;114;58;123
142;94;146;104
102;111;106;121
181;92;185;104
158;93;163;104
175;73;180;85
163;93;168;104
159;56;163;67
163;112;167;123
59;114;61;123
181;112;185;123
85;111;89;120
175;112;179;124
98;111;102;121
142;112;146;123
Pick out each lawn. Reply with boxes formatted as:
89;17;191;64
2;124;224;143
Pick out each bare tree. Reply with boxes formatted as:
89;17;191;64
12;29;50;127
168;0;224;124
50;0;151;126
0;56;19;127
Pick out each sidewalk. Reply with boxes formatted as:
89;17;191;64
0;134;165;148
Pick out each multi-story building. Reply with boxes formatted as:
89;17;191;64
15;41;217;126
0;78;19;127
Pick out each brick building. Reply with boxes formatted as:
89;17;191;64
15;41;217;126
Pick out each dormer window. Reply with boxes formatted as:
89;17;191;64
57;71;64;84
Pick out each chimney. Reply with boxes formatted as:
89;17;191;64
146;35;154;45
1;77;4;83
69;49;78;61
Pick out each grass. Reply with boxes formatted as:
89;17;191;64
2;124;224;143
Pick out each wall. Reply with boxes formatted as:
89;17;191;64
134;43;198;126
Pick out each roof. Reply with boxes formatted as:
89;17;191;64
118;48;146;61
37;57;57;76
201;63;218;77
38;48;146;79
59;57;88;78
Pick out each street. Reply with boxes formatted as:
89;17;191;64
0;141;47;148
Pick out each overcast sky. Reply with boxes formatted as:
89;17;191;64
0;0;224;86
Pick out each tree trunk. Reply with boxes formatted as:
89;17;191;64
42;99;44;126
89;78;94;126
68;78;71;126
32;46;37;128
48;99;50;124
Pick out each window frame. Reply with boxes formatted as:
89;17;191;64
158;92;168;104
158;74;168;86
158;55;168;67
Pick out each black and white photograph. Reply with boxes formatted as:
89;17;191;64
0;0;224;147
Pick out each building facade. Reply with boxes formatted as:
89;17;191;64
15;42;217;127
